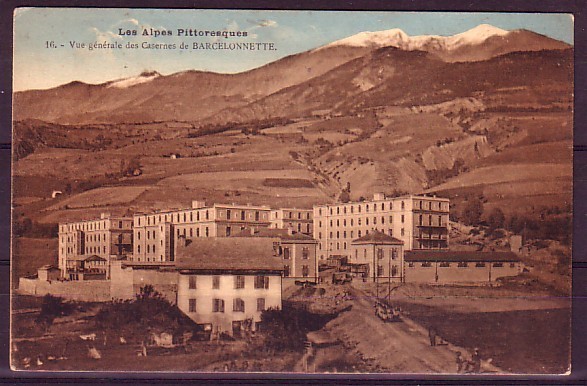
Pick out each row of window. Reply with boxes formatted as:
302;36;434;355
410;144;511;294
353;248;399;260
320;228;404;242
188;297;266;313
317;200;448;217
283;265;311;277
277;246;310;260
319;215;402;229
407;262;517;268
137;209;270;227
61;220;127;232
188;275;271;290
277;211;312;220
85;246;107;255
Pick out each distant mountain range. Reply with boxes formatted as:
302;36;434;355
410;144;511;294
13;24;572;125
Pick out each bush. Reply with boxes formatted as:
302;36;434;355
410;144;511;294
36;294;74;331
94;285;198;340
461;197;483;226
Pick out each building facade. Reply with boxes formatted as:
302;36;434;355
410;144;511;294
175;237;283;338
313;193;449;260
404;251;522;283
349;231;405;283
269;208;313;235
132;201;272;262
58;213;133;279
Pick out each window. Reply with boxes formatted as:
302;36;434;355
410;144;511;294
391;248;398;260
205;227;209;237
137;245;141;253
241;211;246;220
226;226;231;236
189;276;197;289
401;228;405;236
213;298;225;313
457;262;469;268
408;262;415;268
233;298;245;312
255;211;260;221
235;275;245;289
439;262;450;268
254;276;269;289
377;265;384;276
227;209;231;219
302;247;309;259
401;215;405;223
212;276;220;289
510;262;516;268
401;201;405;210
377;248;384;260
284;265;291;277
138;232;141;240
475;262;486;268
391;265;398;277
422;262;432;268
302;265;310;277
493;263;504;268
189;298;197;313
283;247;290;260
257;298;266;311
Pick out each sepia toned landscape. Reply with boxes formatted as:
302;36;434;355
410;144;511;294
11;16;572;374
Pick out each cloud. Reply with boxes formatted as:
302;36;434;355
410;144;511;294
90;27;122;42
247;19;278;28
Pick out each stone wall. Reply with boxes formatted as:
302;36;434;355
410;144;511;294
18;278;111;302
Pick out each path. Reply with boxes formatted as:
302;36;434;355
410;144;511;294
307;285;502;374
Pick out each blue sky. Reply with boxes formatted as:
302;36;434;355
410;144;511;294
13;8;574;91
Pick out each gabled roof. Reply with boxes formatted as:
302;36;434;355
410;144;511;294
351;231;404;245
83;255;108;262
175;238;284;273
405;250;520;263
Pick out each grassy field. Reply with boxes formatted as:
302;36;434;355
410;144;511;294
394;302;570;374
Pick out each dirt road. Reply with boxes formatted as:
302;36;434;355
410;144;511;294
309;285;500;374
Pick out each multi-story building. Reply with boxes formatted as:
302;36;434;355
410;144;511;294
349;231;404;283
58;213;133;279
232;227;319;287
269;208;313;235
132;201;272;262
175;237;283;338
313;193;449;260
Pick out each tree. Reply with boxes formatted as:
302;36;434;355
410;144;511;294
461;198;483;226
487;208;505;230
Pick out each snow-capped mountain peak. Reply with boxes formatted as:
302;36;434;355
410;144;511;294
106;71;161;89
320;24;511;52
447;24;509;47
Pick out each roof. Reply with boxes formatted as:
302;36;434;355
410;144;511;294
405;250;520;263
176;238;284;273
231;227;317;243
351;231;404;245
39;265;60;271
83;255;108;262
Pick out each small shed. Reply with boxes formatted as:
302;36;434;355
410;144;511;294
37;265;61;281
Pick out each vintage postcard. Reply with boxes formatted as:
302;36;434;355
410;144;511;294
11;8;573;374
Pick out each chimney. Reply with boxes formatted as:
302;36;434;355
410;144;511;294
191;200;205;209
100;212;110;219
373;192;385;201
